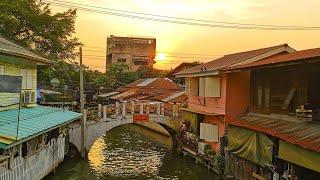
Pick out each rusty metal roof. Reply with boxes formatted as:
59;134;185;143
228;113;320;152
175;44;291;76
223;48;320;71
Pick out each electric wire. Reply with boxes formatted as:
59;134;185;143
43;0;320;30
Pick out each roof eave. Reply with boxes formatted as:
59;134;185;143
175;70;219;77
0;49;54;65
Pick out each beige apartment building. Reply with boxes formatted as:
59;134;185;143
106;35;156;72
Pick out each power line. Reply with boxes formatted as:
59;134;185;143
43;0;320;30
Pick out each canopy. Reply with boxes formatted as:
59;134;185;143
227;125;273;167
279;140;320;173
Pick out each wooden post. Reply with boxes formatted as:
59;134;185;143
146;104;150;114
122;101;126;116
83;109;87;156
131;101;135;114
79;47;86;158
115;101;120;115
140;103;144;114
103;105;107;121
161;103;165;115
156;102;160;116
98;104;102;118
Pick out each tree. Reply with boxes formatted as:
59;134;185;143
0;0;81;60
106;63;137;89
136;66;168;79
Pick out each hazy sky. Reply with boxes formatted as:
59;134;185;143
52;0;320;71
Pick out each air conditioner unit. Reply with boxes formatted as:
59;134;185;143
23;91;35;104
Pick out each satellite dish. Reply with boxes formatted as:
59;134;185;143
50;78;60;89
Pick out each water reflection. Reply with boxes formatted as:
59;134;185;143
46;124;220;180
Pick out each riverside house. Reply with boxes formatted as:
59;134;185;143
224;48;320;179
174;44;295;156
0;36;81;179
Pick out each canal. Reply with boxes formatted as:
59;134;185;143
46;124;221;179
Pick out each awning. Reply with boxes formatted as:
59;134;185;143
0;105;81;149
279;140;320;173
226;125;273;167
228;113;320;153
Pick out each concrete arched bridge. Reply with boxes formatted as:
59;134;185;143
68;101;180;154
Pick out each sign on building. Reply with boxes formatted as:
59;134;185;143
0;75;22;107
200;123;219;142
133;114;149;122
0;75;22;93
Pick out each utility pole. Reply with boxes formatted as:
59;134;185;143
79;47;86;158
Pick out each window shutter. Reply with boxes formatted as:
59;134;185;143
0;65;4;75
205;76;221;97
189;78;199;96
185;78;190;95
199;77;206;97
200;123;219;142
26;70;33;89
20;69;27;89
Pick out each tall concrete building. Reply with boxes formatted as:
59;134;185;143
106;35;156;72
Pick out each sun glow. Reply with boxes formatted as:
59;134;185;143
156;53;166;61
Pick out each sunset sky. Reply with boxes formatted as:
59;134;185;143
51;0;320;71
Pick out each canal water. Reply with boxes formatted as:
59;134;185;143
46;124;221;180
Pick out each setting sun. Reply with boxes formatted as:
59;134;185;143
156;53;166;61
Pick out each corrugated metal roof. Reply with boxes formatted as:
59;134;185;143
175;44;291;76
116;78;182;92
97;91;120;98
0;106;81;149
223;48;320;71
0;35;52;64
161;91;185;102
228;113;320;152
137;78;158;86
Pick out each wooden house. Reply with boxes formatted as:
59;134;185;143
0;35;81;179
175;44;295;154
224;48;320;179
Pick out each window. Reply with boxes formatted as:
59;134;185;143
205;76;221;97
185;78;190;95
21;69;33;89
200;123;219;142
117;58;126;63
199;77;206;97
133;61;148;65
0;65;4;75
189;78;199;96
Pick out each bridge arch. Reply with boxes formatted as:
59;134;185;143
68;116;178;155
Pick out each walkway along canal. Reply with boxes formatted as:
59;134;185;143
45;124;222;179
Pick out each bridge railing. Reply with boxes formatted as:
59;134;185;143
86;101;179;121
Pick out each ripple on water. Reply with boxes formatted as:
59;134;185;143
47;125;220;180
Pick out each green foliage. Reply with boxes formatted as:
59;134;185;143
0;0;81;60
106;63;138;89
135;66;168;79
204;144;215;158
213;153;225;175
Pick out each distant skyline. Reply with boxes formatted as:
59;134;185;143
51;0;320;71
